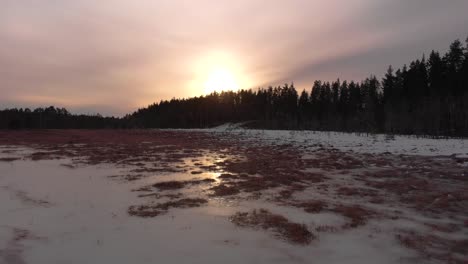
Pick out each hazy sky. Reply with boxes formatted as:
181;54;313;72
1;0;468;116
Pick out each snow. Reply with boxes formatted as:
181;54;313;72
0;157;281;264
1;128;467;263
0;150;422;264
203;126;468;157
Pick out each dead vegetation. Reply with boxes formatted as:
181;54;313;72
332;205;375;228
156;198;208;210
315;225;340;233
289;200;376;229
128;205;164;217
152;178;216;190
218;173;241;180
209;184;240;196
128;198;208;218
230;209;314;245
152;181;186;190
396;230;468;263
336;186;379;198
292;200;327;213
0;157;20;162
359;163;468;217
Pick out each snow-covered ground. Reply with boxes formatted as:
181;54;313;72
206;124;468;157
0;129;467;264
0;155;418;264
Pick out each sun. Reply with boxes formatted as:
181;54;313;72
204;68;239;95
189;50;251;96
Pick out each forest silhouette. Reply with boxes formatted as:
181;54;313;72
1;38;467;136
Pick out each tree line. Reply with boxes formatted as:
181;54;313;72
1;37;467;136
0;106;121;129
128;38;468;136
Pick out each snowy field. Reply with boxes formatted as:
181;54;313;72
0;129;467;264
204;123;468;157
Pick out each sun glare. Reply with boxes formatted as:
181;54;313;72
189;51;250;96
204;68;238;94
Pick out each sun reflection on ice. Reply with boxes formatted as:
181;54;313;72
204;172;222;182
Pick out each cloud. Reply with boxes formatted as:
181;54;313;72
1;0;467;115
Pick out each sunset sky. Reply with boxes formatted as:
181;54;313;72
1;0;468;116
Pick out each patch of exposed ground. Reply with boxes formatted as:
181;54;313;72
230;209;314;245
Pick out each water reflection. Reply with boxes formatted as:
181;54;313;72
138;149;241;187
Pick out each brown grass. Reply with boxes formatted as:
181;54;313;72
152;178;216;190
332;205;374;228
0;157;20;162
293;200;327;213
396;230;468;262
336;187;379;198
152;181;186;190
122;174;145;181
156;198;208;210
29;151;60;161
315;225;340;233
218;173;240;180
132;186;152;192
423;222;460;233
369;178;431;193
209;184;240;196
128;198;208;218
230;209;314;245
128;205;165;217
277;190;294;200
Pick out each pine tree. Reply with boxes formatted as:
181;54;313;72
428;51;445;96
382;65;395;104
445;39;464;95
